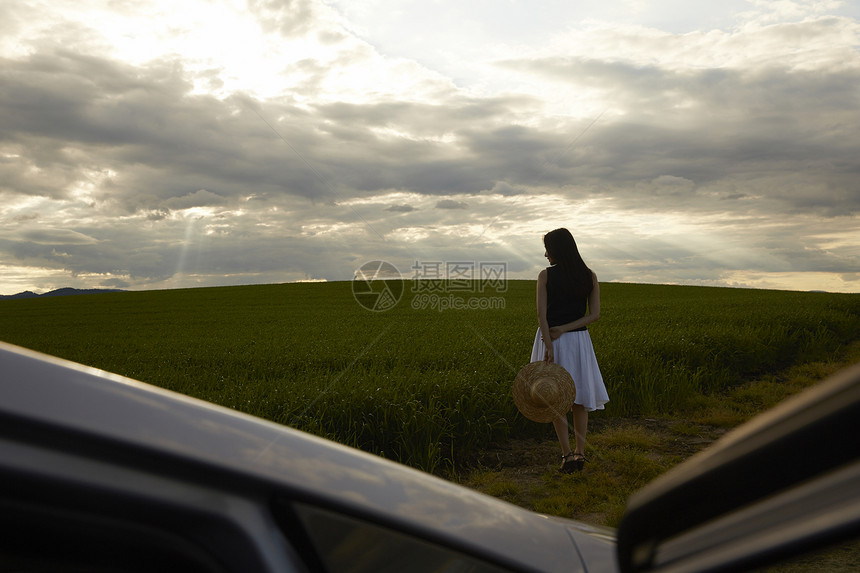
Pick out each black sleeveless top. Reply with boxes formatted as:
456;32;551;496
546;264;590;331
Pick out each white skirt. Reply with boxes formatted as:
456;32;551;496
530;328;609;412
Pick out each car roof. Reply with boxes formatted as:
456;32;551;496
0;341;615;573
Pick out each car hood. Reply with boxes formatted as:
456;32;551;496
0;341;617;573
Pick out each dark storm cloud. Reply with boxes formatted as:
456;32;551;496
304;97;544;195
20;43;853;231
496;49;860;214
0;52;355;213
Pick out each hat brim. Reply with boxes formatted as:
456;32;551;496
512;361;576;423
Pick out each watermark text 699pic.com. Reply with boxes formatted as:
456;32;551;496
410;293;506;312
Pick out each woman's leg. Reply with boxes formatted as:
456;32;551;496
571;404;588;456
552;416;572;456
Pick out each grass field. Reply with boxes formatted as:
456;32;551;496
462;343;860;525
1;280;857;475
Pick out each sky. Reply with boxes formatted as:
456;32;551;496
1;0;859;295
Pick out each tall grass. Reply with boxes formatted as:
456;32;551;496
1;281;857;473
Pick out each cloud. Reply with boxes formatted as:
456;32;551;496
488;181;526;196
17;228;99;246
0;1;857;294
163;190;225;210
435;199;468;209
497;50;860;216
247;0;324;38
101;277;130;288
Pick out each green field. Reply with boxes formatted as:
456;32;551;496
1;281;857;474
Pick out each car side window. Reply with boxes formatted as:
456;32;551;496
291;503;516;573
0;503;226;573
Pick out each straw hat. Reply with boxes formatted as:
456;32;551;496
512;361;576;422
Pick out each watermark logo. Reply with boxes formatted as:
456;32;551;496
353;260;507;312
352;260;404;312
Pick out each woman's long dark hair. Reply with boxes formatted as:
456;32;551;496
543;228;593;294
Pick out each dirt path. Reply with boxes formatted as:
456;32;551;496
459;416;729;526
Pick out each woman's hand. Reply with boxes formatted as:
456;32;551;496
543;342;554;363
549;326;564;340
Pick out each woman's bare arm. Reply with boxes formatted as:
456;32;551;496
536;269;554;361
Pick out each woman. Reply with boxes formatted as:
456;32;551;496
531;228;609;473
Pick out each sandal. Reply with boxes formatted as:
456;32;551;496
560;452;586;473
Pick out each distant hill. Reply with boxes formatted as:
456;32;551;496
0;288;125;300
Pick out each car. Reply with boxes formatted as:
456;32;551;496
616;358;860;573
1;340;858;572
0;341;617;573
